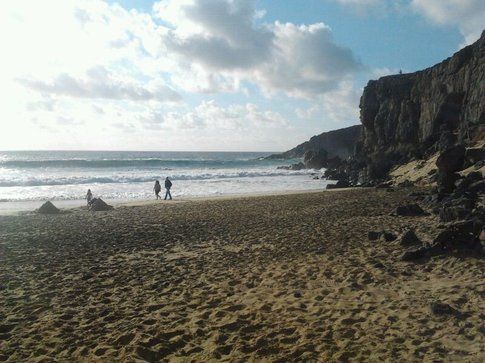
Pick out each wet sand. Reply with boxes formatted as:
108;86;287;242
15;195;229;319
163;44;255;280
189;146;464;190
0;189;483;362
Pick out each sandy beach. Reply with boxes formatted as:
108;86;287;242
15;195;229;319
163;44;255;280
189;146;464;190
0;188;483;362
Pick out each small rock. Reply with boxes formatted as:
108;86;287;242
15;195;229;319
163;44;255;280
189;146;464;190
326;180;350;189
367;231;381;241
38;201;60;214
395;204;426;216
400;229;421;246
382;231;397;242
373;261;385;269
89;198;114;212
429;302;458;316
464;147;485;167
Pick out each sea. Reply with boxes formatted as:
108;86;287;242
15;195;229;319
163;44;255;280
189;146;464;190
0;151;330;213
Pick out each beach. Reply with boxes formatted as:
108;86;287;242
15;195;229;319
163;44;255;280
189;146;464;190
0;188;483;362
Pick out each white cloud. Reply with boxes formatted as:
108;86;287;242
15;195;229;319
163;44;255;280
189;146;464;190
411;0;485;45
139;100;289;131
154;0;362;98
18;66;181;102
255;22;361;98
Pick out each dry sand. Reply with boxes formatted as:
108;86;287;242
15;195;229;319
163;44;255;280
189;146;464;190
0;189;483;362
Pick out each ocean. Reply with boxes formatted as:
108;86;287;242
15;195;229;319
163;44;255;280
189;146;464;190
0;151;329;210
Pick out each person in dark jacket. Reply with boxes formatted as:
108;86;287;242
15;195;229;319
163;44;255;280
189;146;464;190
154;180;161;200
86;189;93;206
164;177;172;200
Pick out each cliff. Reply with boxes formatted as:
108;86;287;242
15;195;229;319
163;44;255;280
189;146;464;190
357;30;485;182
268;124;362;160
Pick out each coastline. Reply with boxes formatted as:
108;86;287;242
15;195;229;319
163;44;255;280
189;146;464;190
1;187;483;361
0;188;336;216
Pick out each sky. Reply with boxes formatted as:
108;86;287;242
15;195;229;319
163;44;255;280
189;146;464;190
0;0;483;151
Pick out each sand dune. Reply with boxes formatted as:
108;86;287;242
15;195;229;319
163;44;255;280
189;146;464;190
0;189;483;361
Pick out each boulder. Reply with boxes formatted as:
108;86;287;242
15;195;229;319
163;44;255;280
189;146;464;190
437;171;460;194
400;229;421;246
382;231;397;242
326;180;350;189
401;244;444;261
465;147;485;167
429;302;458;316
367;231;381;241
38;201;60;214
439;206;472;222
89;198;114;212
433;220;481;251
395;204;426;216
436;144;466;173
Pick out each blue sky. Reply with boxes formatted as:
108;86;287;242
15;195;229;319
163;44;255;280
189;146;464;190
0;0;483;151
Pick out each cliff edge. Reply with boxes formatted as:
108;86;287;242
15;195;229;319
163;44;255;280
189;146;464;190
357;30;485;182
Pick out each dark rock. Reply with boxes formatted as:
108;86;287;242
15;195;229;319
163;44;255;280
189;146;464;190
401;247;428;261
429;302;458;316
267;125;362;160
439;205;472;222
373;261;385;268
382;231;397;242
89;198;114;212
38;201;60;214
437;171;460;194
438;195;475;222
326;180;350;189
367;231;381;241
277;162;305;171
293;291;302;298
400;229;421;246
400;244;443;261
436;144;466;173
465;147;485;167
468;180;485;194
395;204;426;216
465;171;483;184
433;220;481;251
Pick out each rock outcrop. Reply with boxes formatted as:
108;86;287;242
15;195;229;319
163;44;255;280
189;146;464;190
356;31;485;183
268;125;362;160
89;198;114;212
38;201;60;214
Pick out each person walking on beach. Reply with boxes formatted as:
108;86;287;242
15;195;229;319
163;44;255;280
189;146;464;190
154;180;162;200
164;177;173;200
86;189;93;206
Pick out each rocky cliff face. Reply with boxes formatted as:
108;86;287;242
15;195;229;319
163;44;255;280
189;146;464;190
357;30;485;182
269;124;362;160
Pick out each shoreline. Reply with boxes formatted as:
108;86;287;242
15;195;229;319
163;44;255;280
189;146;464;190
0;188;341;216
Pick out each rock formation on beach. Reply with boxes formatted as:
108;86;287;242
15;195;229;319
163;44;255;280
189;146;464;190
89;198;114;212
38;201;60;214
355;30;484;183
268;125;362;169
